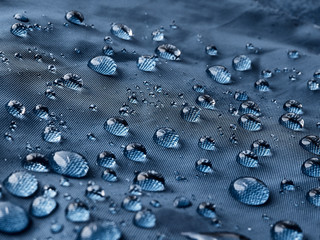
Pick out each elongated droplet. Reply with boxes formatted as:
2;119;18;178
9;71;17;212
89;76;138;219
155;44;181;60
207;66;231;84
11;23;28;37
181;232;251;240
110;23;133;40
88;56;117;75
279;113;304;131
137;56;156;72
65;11;84;25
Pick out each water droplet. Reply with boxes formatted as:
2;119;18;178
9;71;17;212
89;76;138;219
13;13;29;22
33;104;49;120
101;169;118;182
306;187;320;206
102;45;114;56
229;177;269;205
198;136;216;151
195;159;213;173
181;106;201;122
123;143;147;162
42;185;58;198
0;202;29;233
153;127;179;148
196;95;215;110
301;158;320;177
48;64;56;73
133;171;165;192
85;184;106;201
122;196;142;212
280;179;295;191
251;139;271;156
299;135;320;155
197;202;216;218
271;220;303;240
238;114;262;131
181;232;250;240
60;177;70;187
234;91;248;101
287;50;300;59
87;133;97;141
261;69;272;78
279;113;304;131
45;88;56;100
4;171;38;197
42;125;62;143
192;84;205;93
54;73;83;90
236;150;258;168
11;23;28;37
134;209;156;228
49;151;89;178
307;79;320;91
239;101;261;116
5;100;26;119
152;29;164;41
207;66;231;84
173;196;192;208
65;11;84;25
232;55;251;71
30;196;57;217
150;200;161;208
283;100;303;114
255;79;270;91
88;56;117;75
110;23;133;40
23;153;49;172
137;55;156;72
77;221;121;240
205;45;218;56
104;117;129;136
65;200;90;222
97;151;116;168
155;44;181;60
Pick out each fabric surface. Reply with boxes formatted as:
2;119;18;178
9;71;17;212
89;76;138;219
1;0;320;239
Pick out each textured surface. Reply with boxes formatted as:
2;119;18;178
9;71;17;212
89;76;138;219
1;0;320;239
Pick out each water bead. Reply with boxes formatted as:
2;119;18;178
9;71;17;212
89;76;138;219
261;69;272;78
88;56;117;75
0;202;29;233
181;232;250;240
195;159;214;173
181;106;201;122
306;187;320;206
155;44;181;60
42;125;62;143
271;220;303;240
48;150;89;178
280;179;295;191
232;55;251;71
102;169;118;182
45;88;56;99
77;221;121;240
65;11;84;25
97;151;116;168
152;29;164;41
54;73;83;90
104;117;129;136
13;13;29;22
102;45;114;56
251;139;271;156
192;84;205;93
4;171;38;197
85;184;106;201
287;50;300;59
137;56;156;72
42;185;58;198
229;177;269;205
205;45;218;56
196;95;215;110
307;79;320;91
198;136;216;151
122;196;142;212
234;91;248;101
173;196;192;208
22;153;50;172
197;202;216;218
123;143;147;162
283;100;303;114
110;23;133;40
30;196;57;217
255;79;270;91
236;150;258;168
301;158;320;177
134;209;156;228
133;171;165;192
150;200;161;208
33;104;49;120
153;127;179;148
65;201;90;222
6;100;26;118
279;113;304;131
238;114;262;131
239;101;261;116
207;65;231;84
299;135;320;155
11;23;28;37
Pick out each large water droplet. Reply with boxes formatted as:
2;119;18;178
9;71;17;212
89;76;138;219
134;209;156;228
48;151;89;178
54;73;83;90
306;187;320;206
133;171;165;192
13;13;29;22
22;153;50;172
236;150;258;168
238;114;262;131
4;171;38;197
153;127;179;148
0;202;29;233
195;159;213;173
77;221;121;240
104;117;129;136
65;200;90;222
232;55;251;71
299;135;320;155
88;56;117;75
65;11;84;25
181;106;201;122
271;220;303;240
207;66;231;84
181;232;250;240
33;104;49;120
122;196;142;212
155;44;181;60
197;202;216;218
97;151;116;168
5;100;26;119
251;139;271;156
110;23;133;40
11;23;28;37
30;196;57;217
239;101;261;116
123;143;147;162
42;125;62;143
283;100;303;114
137;56;156;72
198;136;216;151
279;113;304;131
196;95;215;110
301;158;320;177
229;177;269;205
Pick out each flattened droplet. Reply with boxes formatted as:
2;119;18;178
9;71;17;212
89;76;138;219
155;44;181;60
255;79;270;91
102;169;118;182
195;159;213;173
198;136;216;151
110;23;133;40
299;135;320;155
123;143;147;162
65;201;90;222
153;127;179;148
65;11;84;25
11;23;28;37
306;187;320;206
279;113;304;131
13;13;29;22
42;126;62;143
181;106;201;122
104;117;129;136
229;177;269;206
271;220;303;240
55;73;83;90
283;100;303;114
22;153;50;172
4;171;38;197
137;56;156;72
33;104;49;120
133;171;165;192
301;158;320;177
134;209;156;228
97;151;116;168
238;114;262;131
77;221;121;240
196;95;215;110
88;56;117;75
236;150;258;168
48;151;89;178
207;65;231;84
239;101;261;116
6;100;26;119
173;196;192;208
122;196;142;212
251;139;271;156
30;196;57;217
0;202;29;233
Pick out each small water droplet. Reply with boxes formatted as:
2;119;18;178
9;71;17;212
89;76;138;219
236;150;258;168
207;66;231;84
134;209;156;228
65;200;90;222
5;100;26;119
65;11;84;25
197;202;216;218
88;56;117;75
153;127;179;148
279;113;304;131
